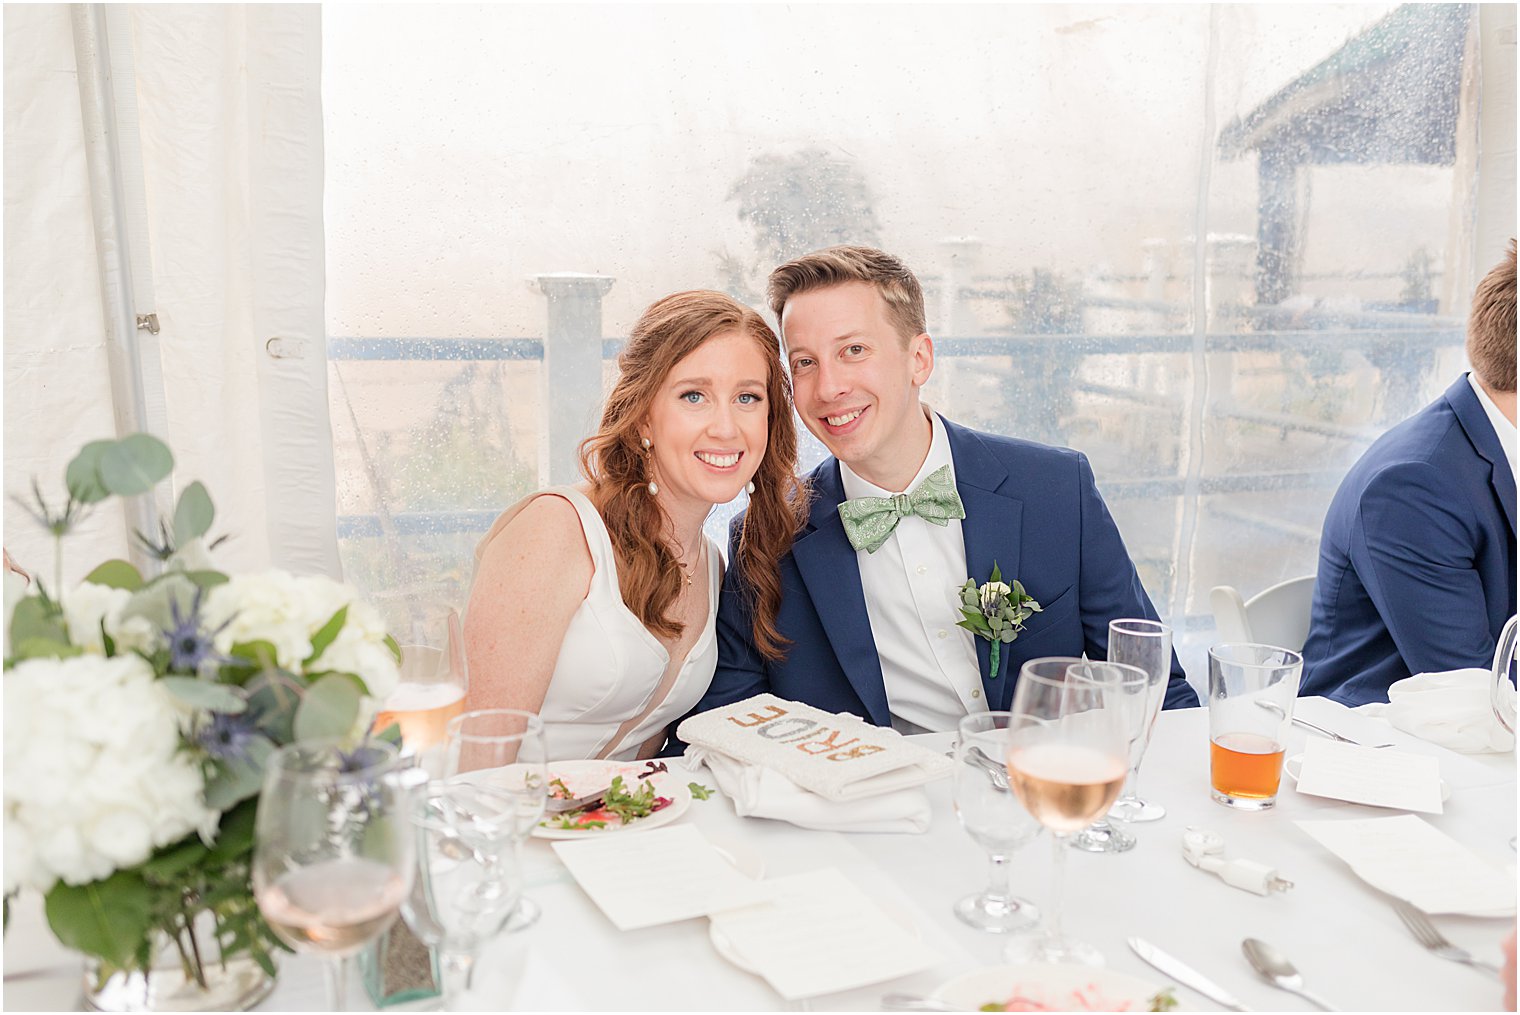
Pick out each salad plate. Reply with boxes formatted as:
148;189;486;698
532;759;692;839
931;964;1182;1012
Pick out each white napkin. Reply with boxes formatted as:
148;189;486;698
685;746;933;833
1357;668;1514;754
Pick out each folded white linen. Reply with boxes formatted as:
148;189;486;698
1356;668;1514;754
685;745;933;833
675;693;952;801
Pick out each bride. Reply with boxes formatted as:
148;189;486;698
464;290;806;760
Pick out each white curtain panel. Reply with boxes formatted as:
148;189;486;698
3;3;337;583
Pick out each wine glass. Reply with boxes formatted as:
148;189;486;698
402;779;526;1010
952;712;1043;933
1089;619;1175;833
1492;615;1517;737
1002;657;1140;967
444;709;548;931
373;603;469;763
253;739;421;1011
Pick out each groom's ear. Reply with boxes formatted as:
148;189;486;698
909;331;935;388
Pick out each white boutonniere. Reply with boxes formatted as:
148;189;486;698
955;561;1042;679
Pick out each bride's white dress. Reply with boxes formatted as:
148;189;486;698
474;486;720;761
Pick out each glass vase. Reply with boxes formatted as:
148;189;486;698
83;923;275;1013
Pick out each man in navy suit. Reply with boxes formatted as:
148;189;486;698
1301;241;1517;706
682;245;1196;737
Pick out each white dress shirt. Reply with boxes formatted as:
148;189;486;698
1468;372;1517;478
838;411;986;734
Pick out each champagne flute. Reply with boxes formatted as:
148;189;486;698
253;739;420;1011
952;712;1043;933
1003;658;1140;967
402;779;526;1010
444;709;548;932
373;603;469;759
1089;619;1175;836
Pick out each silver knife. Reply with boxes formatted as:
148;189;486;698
1128;937;1253;1012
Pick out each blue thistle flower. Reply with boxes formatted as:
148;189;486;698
196;708;264;763
163;588;234;674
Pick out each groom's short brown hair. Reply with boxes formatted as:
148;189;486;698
767;245;927;346
1468;239;1516;392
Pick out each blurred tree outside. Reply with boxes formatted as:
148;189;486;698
716;147;882;305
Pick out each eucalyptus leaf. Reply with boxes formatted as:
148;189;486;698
84;559;143;591
172;482;214;545
293;673;363;741
178;569;229;590
304;605;348;666
160;676;247;714
9;596;71;659
64;440;115;504
118;572;198;635
97;434;173;497
203;738;275;811
44;870;153;969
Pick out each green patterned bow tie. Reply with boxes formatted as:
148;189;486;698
837;464;967;553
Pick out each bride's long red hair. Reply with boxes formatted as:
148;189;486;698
579;291;807;660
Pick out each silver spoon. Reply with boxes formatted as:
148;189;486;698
880;992;960;1012
1242;938;1340;1011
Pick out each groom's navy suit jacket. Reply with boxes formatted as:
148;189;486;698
1300;375;1517;706
679;418;1198;736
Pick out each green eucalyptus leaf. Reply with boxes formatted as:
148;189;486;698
293;673;363;742
44;870;153;969
178;569;230;590
13;637;83;660
374;720;402;745
118;572;197;634
304;606;348;666
9;596;71;659
203;738;275;811
64;440;115;504
207;800;259;864
160;676;247;713
172;482;215;545
97;434;173;497
83;560;143;591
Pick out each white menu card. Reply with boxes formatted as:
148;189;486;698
551;824;771;930
1296;814;1516;916
1293;738;1444;813
706;867;941;1000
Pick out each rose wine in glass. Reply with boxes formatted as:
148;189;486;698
375;605;469;753
254;739;419;1012
1003;657;1143;967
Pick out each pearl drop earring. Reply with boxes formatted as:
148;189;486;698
641;436;652;449
746;480;755;495
647;479;659;495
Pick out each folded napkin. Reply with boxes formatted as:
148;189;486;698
675;693;953;801
685;745;933;833
1357;668;1514;754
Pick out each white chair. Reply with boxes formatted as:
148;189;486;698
1209;575;1317;652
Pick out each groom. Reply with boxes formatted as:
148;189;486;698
684;245;1196;737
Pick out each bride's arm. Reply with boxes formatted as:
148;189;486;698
463;494;593;715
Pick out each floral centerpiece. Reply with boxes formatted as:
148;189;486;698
4;435;402;1010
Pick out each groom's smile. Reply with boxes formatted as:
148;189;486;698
782;282;936;492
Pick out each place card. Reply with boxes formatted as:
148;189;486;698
1293;738;1443;813
551;824;771;930
707;867;941;1000
1296;814;1516;916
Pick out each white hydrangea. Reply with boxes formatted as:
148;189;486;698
3;654;218;894
61;582;161;656
203;570;399;700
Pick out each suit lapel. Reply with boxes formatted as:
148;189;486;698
791;461;891;725
943;419;1025;709
1448;376;1517;536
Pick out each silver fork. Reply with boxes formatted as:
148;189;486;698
1392;898;1503;976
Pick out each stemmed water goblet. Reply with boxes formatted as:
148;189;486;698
402;779;526;1010
1071;619;1174;853
253;739;422;1011
444;709;549;931
951;712;1043;934
1002;657;1143;967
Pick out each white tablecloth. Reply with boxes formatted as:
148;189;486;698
6;697;1515;1011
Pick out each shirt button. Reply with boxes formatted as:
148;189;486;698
972;689;982;699
937;629;948;639
916;564;928;575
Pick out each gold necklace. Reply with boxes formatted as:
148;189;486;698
676;540;706;588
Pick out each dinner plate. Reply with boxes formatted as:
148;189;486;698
1284;754;1452;801
708;893;916;975
931;963;1183;1012
530;759;692;839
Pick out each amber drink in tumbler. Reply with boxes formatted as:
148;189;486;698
1207;644;1302;810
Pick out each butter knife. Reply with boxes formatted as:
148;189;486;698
1128;937;1253;1012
